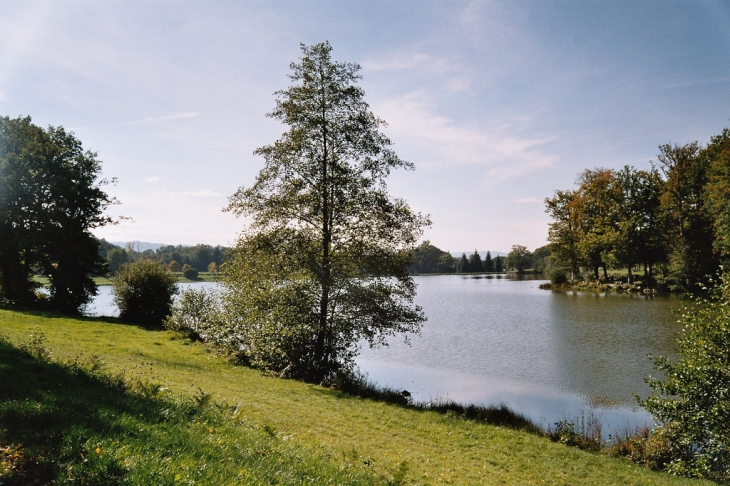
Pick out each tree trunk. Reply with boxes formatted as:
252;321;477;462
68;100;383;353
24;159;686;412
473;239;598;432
314;89;330;383
627;265;633;284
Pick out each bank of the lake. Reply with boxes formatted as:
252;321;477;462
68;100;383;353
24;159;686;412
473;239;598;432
33;272;219;288
82;275;685;435
0;309;712;485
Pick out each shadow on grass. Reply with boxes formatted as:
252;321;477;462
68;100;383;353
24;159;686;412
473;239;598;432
0;339;139;484
0;338;384;486
0;305;172;333
316;370;543;435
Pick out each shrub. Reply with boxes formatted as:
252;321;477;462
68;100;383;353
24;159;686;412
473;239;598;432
640;273;730;481
165;287;222;341
113;260;178;327
550;268;568;285
183;267;199;280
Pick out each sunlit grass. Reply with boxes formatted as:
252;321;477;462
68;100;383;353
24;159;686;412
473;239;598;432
0;309;715;485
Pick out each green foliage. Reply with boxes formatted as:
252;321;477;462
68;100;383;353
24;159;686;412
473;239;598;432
164;287;223;341
183;266;199;280
467;250;484;272
506;245;533;273
493;255;505;272
656;143;716;289
106;248;129;275
408;241;455;274
0;116;115;312
545;146;719;288
640;273;730;481
112;260;177;327
223;43;428;382
484;250;494;272
704;128;730;260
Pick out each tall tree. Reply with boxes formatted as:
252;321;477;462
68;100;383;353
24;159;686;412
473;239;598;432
493;255;505;272
409;240;454;274
545;189;582;281
0;116;115;311
467;250;484;273
458;253;469;273
575;169;620;279
613;166;663;283
223;43;429;381
704;128;730;262
506;245;533;273
656;142;716;288
484;250;494;272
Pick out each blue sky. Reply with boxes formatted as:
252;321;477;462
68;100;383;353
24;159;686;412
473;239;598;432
2;1;729;253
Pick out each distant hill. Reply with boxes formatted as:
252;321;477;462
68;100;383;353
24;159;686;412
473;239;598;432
111;241;168;252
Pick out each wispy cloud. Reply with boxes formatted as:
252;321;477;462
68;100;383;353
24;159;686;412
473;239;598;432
363;53;443;72
363;51;472;93
0;91;6;101
127;112;201;125
146;176;160;183
515;197;543;203
375;91;557;181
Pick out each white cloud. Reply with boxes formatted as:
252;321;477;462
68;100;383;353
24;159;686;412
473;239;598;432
363;53;444;73
127;112;201;125
374;91;557;181
146;176;160;183
0;91;6;101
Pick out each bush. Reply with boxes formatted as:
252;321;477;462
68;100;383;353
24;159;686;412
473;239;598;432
165;287;222;341
183;267;199;280
550;268;568;285
113;260;178;327
640;273;730;481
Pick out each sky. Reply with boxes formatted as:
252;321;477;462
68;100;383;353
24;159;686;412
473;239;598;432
1;1;729;253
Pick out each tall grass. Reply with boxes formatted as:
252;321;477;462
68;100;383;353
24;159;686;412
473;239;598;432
0;333;380;485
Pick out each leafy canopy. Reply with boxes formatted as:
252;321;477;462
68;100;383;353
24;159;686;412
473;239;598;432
223;42;429;381
641;273;730;481
0;116;116;312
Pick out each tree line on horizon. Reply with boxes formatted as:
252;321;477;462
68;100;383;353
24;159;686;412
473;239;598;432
545;128;730;290
100;240;229;275
408;240;550;274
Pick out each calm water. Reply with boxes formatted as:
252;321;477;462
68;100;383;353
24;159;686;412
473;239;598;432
89;276;685;433
357;275;686;433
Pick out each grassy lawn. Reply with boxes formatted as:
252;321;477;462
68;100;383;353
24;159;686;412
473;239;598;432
0;309;714;485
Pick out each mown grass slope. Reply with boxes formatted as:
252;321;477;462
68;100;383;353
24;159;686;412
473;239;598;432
0;309;714;485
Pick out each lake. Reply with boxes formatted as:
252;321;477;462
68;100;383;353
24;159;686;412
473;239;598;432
89;275;686;434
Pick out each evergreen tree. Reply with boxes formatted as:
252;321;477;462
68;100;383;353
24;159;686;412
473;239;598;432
484;250;494;272
468;250;484;272
493;255;505;272
459;253;469;273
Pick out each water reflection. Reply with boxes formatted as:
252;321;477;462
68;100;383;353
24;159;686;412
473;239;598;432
357;275;685;433
86;282;219;317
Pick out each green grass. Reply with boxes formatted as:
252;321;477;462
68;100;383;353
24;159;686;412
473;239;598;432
0;309;715;485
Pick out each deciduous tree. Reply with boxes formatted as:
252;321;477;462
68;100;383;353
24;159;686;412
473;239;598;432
0;116;115;312
506;245;532;273
223;42;429;382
